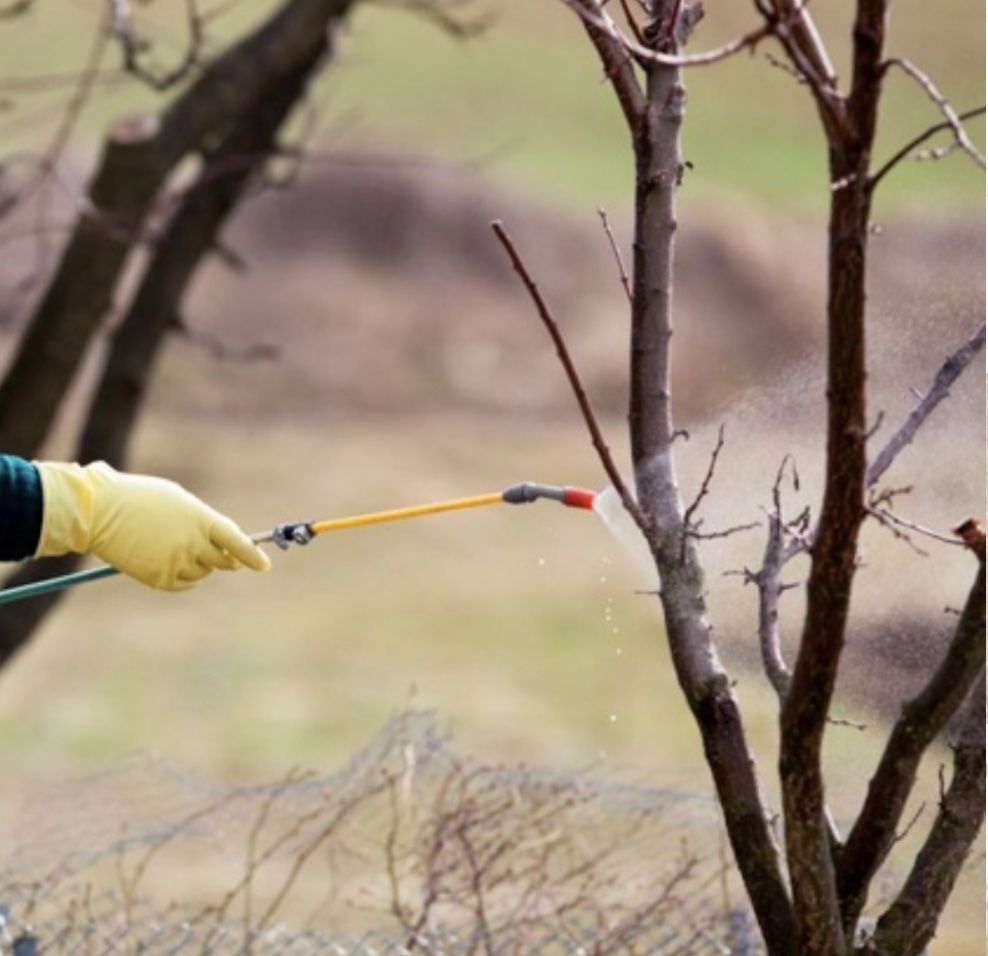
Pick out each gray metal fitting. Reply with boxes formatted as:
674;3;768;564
271;522;315;550
501;482;566;505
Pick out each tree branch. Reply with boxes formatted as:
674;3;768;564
753;457;801;700
565;0;645;131
109;0;204;91
865;670;986;956
759;0;849;145
490;219;647;535
882;58;986;171
867;321;985;486
837;561;985;933
596;207;632;304
869;106;986;190
779;3;889;949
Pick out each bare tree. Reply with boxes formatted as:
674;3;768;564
493;3;985;955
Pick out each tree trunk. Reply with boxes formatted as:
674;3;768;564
629;12;797;953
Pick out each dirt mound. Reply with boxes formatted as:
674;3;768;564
179;165;838;421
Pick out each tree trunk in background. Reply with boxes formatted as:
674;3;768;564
0;3;347;669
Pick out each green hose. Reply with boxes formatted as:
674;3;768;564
0;565;119;605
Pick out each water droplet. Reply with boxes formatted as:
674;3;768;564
537;557;546;567
615;647;623;655
611;627;620;634
609;713;618;723
599;575;608;584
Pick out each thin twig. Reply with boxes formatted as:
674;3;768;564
616;0;647;47
883;58;986;170
687;520;761;542
596;207;632;304
753;455;800;700
682;425;725;532
867;322;986;486
109;0;204;90
826;715;867;732
867;507;930;556
868;507;964;550
491;219;649;535
892;802;926;845
563;0;774;69
870;105;986;190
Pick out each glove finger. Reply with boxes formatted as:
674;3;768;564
176;564;212;585
210;517;271;572
199;542;242;572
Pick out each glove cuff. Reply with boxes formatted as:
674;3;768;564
33;461;97;558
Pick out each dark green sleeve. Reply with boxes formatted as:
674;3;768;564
0;455;43;561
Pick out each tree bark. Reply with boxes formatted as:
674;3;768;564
837;562;986;931
627;8;797;953
778;4;887;951
865;673;986;956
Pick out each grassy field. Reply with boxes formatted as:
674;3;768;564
0;0;983;214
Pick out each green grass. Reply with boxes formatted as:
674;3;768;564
0;1;982;214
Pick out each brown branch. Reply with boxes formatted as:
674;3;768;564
867;321;985;486
869;106;986;189
688;520;760;541
837;562;985;934
616;0;647;47
490;219;649;535
565;0;775;69
596;206;632;304
682;424;726;533
566;0;645;131
779;3;889;948
883;58;986;171
759;0;849;144
753;456;799;700
109;0;205;91
867;507;963;551
865;672;986;956
766;0;836;87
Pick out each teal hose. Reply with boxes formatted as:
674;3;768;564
0;565;119;605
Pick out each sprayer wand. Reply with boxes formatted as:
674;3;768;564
0;482;597;606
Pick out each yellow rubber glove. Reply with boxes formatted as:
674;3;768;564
34;461;271;591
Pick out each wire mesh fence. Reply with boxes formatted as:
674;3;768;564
0;712;762;955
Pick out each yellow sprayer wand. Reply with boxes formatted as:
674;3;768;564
0;482;598;604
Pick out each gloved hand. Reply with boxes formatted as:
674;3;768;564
34;461;271;591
